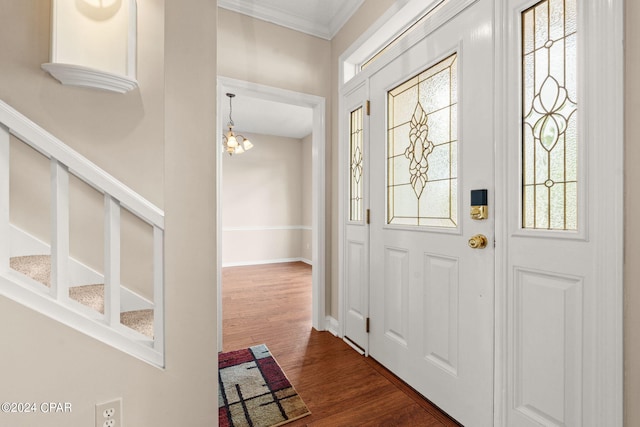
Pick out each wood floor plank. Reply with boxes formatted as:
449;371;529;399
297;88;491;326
222;262;460;426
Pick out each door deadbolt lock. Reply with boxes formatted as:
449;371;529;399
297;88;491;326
468;234;488;249
470;189;488;220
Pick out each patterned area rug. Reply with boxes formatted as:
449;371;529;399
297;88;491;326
219;344;311;427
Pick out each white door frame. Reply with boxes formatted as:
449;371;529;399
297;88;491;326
338;0;624;425
216;77;327;351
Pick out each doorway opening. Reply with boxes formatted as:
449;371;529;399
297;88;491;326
216;77;326;351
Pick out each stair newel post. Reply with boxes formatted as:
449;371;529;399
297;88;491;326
50;159;70;301
153;225;164;356
104;195;121;327
0;124;9;273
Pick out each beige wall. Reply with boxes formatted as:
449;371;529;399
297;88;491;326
222;132;311;265
625;1;639;425
217;8;331;299
218;9;331;97
0;0;218;425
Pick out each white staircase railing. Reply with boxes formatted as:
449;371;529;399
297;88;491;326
0;100;164;367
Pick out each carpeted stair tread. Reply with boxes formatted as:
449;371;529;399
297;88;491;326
10;255;51;287
120;310;154;338
9;255;154;338
69;284;105;313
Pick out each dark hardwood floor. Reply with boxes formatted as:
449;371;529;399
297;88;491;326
221;262;460;427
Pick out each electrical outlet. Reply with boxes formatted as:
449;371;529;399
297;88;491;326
95;399;122;427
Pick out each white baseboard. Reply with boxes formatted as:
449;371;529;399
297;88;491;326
10;225;152;311
222;225;312;232
222;257;312;268
325;315;340;337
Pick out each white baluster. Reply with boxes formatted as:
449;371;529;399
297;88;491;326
50;159;69;300
104;195;121;326
0;125;9;273
153;226;164;353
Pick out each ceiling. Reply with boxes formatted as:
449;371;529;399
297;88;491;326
221;93;313;140
218;0;364;140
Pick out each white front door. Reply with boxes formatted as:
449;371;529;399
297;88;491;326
368;0;494;425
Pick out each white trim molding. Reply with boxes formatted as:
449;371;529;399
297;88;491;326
340;0;440;85
222;225;312;232
41;63;138;94
325;316;340;337
0;124;10;273
222;257;311;268
493;0;508;424
583;0;624;424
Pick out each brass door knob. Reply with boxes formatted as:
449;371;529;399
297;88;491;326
468;234;488;249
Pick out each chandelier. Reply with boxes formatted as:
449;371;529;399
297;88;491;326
222;93;253;155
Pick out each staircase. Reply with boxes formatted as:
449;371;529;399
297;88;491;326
0;100;164;367
10;255;154;338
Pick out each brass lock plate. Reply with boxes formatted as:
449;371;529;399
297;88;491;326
470;205;488;220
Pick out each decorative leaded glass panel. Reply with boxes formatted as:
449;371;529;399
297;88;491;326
350;107;364;222
522;0;577;230
387;53;458;227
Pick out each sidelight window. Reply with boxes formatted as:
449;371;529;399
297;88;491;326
349;107;364;222
521;0;578;230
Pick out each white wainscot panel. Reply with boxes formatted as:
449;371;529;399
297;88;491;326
423;253;459;375
514;268;583;427
384;247;409;347
346;240;366;318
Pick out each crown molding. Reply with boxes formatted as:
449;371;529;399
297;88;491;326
218;0;363;40
326;0;365;39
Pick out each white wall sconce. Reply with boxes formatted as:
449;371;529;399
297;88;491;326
41;0;138;93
